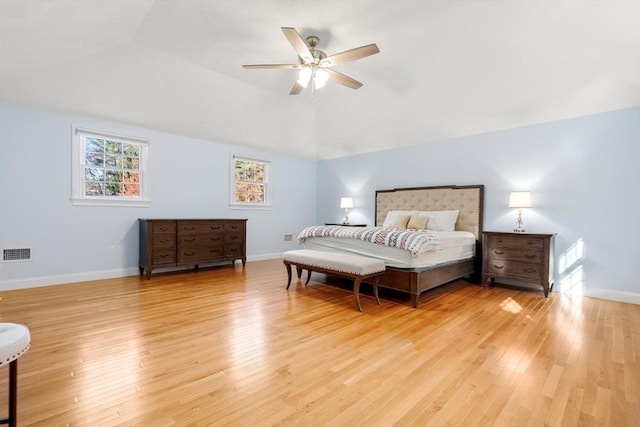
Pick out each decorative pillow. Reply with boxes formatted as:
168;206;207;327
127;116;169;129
382;211;414;228
407;215;428;230
383;214;410;229
419;210;459;231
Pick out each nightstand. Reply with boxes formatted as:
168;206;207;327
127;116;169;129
482;231;555;297
324;223;367;227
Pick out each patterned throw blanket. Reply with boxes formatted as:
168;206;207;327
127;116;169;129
297;226;440;257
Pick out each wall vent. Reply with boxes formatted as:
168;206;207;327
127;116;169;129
2;248;32;262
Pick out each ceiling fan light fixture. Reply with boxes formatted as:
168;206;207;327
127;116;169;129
297;67;312;87
314;68;329;84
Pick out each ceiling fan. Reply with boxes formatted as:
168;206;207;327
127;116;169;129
242;27;380;95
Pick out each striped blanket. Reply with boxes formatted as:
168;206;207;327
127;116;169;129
297;226;440;257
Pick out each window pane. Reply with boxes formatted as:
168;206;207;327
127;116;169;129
123;183;139;196
85;152;104;167
85;168;104;181
85;182;104;196
104;182;123;196
85;137;103;153
122;157;138;169
105;141;121;154
105;155;118;167
106;170;123;182
122;143;139;157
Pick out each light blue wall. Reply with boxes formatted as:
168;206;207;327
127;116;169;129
317;107;640;303
2;102;639;304
0;102;316;288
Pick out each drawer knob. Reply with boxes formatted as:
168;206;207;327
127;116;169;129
184;251;195;256
525;254;537;259
524;268;536;273
494;250;504;255
184;237;195;242
493;264;504;269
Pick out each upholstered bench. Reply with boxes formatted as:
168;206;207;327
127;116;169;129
283;249;386;312
0;322;31;427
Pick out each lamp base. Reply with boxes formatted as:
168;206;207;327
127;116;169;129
342;215;350;225
513;209;525;233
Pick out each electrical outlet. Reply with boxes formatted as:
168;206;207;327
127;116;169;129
108;245;117;255
284;234;293;241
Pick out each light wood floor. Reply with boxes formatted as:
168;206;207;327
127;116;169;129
1;260;639;426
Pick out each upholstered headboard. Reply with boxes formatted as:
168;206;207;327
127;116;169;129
375;185;485;240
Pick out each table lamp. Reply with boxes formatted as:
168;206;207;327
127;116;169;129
508;191;531;233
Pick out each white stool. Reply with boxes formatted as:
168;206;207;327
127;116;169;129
0;323;30;427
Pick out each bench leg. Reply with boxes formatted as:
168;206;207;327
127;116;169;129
353;277;363;312
284;262;293;289
304;270;311;286
373;277;380;305
296;266;303;279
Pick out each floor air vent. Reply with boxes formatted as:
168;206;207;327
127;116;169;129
2;248;32;262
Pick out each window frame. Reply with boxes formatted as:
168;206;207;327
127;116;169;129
230;155;272;210
71;126;150;207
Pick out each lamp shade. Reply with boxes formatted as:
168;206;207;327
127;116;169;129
340;197;354;209
508;191;532;208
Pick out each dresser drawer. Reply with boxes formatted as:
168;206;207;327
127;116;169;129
177;247;225;263
225;244;244;257
488;260;542;280
178;221;225;235
152;221;176;235
226;231;244;243
225;222;245;232
152;233;175;248
488;247;543;263
489;235;543;249
178;233;224;247
152;248;176;265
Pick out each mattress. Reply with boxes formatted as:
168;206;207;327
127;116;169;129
302;230;476;269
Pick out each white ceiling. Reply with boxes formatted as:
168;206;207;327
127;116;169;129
1;1;639;159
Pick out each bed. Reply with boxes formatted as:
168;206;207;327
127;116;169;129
300;185;484;307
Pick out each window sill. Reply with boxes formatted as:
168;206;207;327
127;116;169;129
229;203;272;211
71;198;151;207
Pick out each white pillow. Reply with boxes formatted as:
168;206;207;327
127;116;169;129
418;210;459;231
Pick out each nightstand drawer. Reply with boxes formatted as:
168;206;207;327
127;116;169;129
488;235;543;249
488;260;542;279
488;248;543;263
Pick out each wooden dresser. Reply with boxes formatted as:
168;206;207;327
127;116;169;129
139;219;247;279
482;231;555;297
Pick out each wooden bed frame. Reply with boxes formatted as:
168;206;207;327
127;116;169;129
373;184;484;307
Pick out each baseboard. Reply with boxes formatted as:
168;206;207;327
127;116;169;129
0;267;141;291
0;253;286;291
582;288;640;305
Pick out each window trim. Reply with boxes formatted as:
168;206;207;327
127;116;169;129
229;155;272;210
71;126;151;207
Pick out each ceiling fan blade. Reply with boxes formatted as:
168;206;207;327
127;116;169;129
242;64;301;69
290;81;305;95
320;44;380;67
325;69;363;90
281;27;314;63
